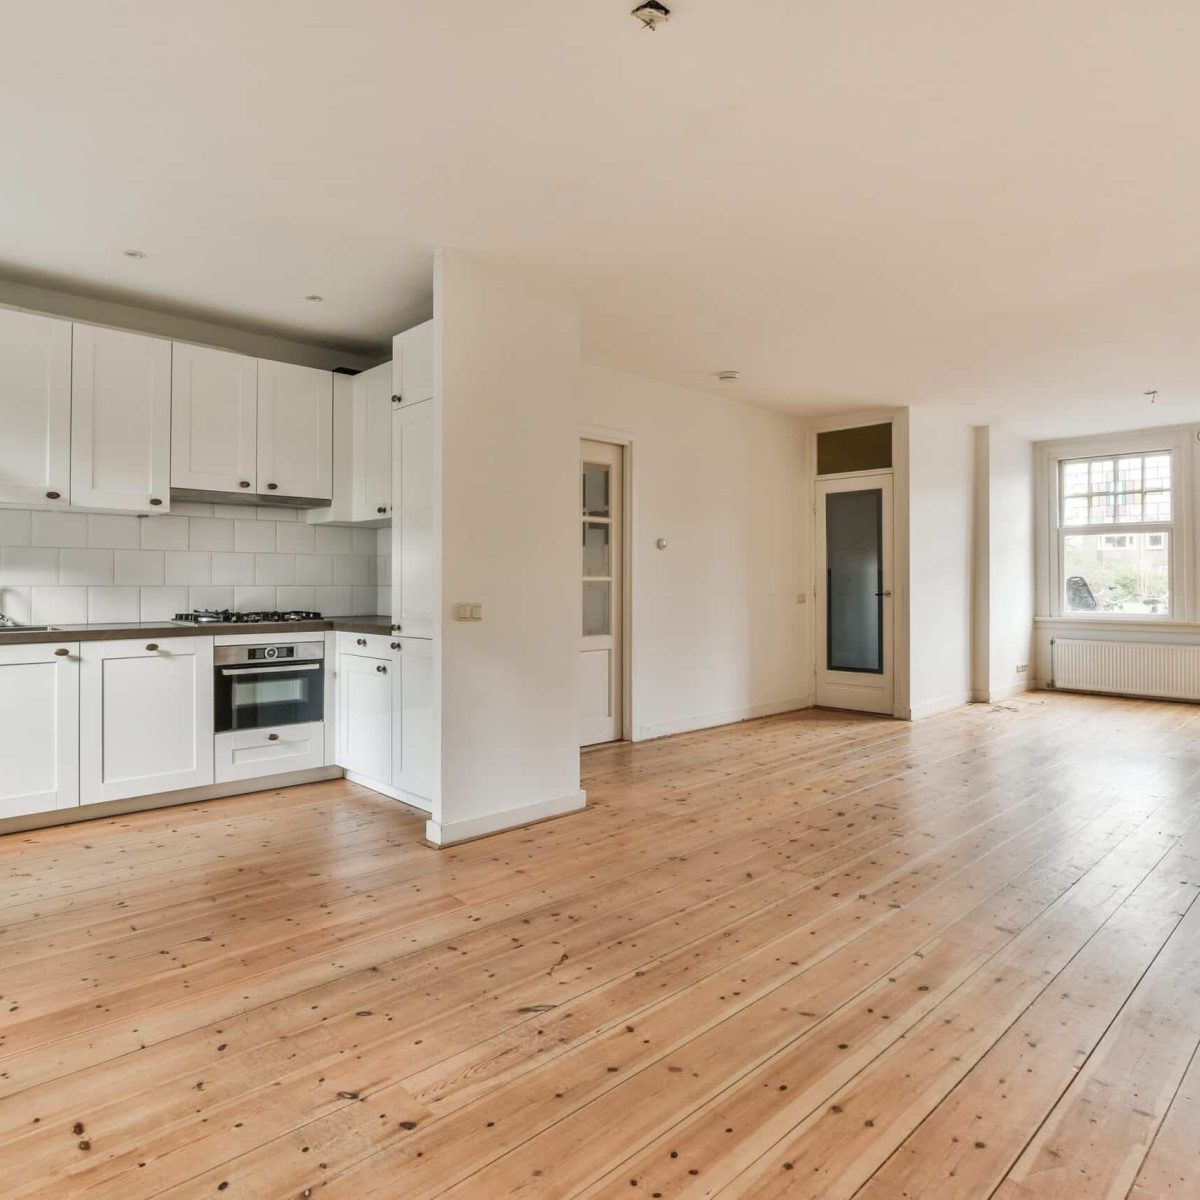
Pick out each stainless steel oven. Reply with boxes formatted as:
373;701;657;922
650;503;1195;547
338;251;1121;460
214;641;325;733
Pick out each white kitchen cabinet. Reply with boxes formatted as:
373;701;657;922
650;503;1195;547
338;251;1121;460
215;721;325;784
0;308;72;509
171;342;259;495
0;642;79;819
392;320;434;407
71;325;172;513
336;648;392;784
391;399;437;638
257;360;333;501
81;637;214;804
392;636;434;802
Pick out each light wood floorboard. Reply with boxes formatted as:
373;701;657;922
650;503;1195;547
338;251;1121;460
1;693;1198;1197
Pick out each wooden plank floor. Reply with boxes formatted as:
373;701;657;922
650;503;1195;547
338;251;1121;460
1;692;1198;1198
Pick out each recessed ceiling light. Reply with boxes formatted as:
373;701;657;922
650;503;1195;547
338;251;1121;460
123;249;146;258
304;294;324;302
632;1;670;29
716;370;740;383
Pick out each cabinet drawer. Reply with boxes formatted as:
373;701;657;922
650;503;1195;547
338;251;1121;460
337;631;395;658
215;722;325;783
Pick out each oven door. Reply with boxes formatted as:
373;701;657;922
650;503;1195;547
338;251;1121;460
215;661;325;733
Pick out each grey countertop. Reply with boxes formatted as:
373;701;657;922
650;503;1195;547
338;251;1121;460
0;615;393;646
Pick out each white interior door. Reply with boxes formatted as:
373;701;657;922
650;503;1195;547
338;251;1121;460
816;474;895;715
579;439;623;746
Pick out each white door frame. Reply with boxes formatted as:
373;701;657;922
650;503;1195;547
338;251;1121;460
815;471;896;715
581;426;634;743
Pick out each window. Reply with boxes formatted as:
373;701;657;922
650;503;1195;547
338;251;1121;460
1059;451;1173;616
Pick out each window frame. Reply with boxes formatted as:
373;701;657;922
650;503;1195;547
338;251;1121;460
1036;426;1194;623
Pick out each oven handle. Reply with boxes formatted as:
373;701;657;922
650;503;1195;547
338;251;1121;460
219;663;322;676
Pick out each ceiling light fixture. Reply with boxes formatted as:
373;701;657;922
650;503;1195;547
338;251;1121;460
1145;389;1159;404
304;294;324;302
632;1;670;30
123;249;146;258
716;370;740;383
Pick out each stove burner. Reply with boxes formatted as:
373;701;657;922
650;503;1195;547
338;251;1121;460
174;609;323;625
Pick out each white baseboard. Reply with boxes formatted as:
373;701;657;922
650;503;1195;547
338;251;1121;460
909;691;972;721
632;696;813;743
426;789;588;847
973;680;1032;703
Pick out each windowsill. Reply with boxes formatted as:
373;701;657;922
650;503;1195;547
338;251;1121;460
1036;615;1200;634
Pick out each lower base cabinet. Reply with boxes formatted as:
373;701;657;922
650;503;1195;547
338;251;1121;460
81;637;215;804
0;642;79;819
336;633;433;807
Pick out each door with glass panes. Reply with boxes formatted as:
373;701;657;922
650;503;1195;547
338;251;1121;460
816;475;894;714
579;440;623;745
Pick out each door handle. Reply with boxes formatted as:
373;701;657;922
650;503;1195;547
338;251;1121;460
876;591;893;598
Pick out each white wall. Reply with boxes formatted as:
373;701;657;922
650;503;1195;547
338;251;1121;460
979;427;1035;699
433;252;583;844
580;365;812;740
906;407;974;719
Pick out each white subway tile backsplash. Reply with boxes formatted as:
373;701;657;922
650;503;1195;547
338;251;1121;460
296;554;333;586
164;551;212;586
0;511;32;547
0;585;32;623
189;586;235;612
275;586;316;611
276;522;316;555
0;546;59;585
87;514;141;549
211;552;255;585
315;526;353;556
254;553;296;586
188;518;235;552
59;548;115;586
0;508;376;621
31;586;88;624
376;586;391;615
234;521;276;553
234;586;276;611
32;511;88;548
141;515;190;550
170;501;215;518
88;587;141;624
115;549;165;586
139;586;189;622
375;527;391;555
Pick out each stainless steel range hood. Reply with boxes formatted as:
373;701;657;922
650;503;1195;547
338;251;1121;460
170;488;332;510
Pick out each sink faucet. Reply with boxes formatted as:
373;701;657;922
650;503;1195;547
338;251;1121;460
0;589;20;626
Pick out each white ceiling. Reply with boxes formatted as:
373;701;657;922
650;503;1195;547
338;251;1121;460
4;1;1200;438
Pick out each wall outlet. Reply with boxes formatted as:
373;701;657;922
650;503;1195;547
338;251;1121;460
1016;663;1028;674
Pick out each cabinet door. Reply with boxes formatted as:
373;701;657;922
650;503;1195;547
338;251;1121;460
336;652;392;783
172;343;258;494
392;637;434;804
215;722;325;784
352;361;394;521
0;642;79;819
392;321;434;406
257;360;333;500
71;325;172;512
0;309;72;508
81;637;214;804
391;400;436;638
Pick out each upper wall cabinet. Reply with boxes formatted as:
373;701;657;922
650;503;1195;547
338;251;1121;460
0;308;72;508
392;320;434;407
353;361;393;521
257;360;333;501
172;343;259;495
71;325;172;513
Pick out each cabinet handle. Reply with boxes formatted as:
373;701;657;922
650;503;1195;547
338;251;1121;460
390;642;401;650
267;733;280;741
390;624;402;633
376;664;387;674
149;498;163;507
267;482;278;490
377;506;387;514
239;480;251;488
392;394;402;405
54;648;70;657
45;491;61;500
146;643;159;652
356;637;367;646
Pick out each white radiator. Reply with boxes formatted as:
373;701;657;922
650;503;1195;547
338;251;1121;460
1052;638;1200;702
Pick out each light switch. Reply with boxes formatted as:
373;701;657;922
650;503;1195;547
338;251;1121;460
454;603;484;622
